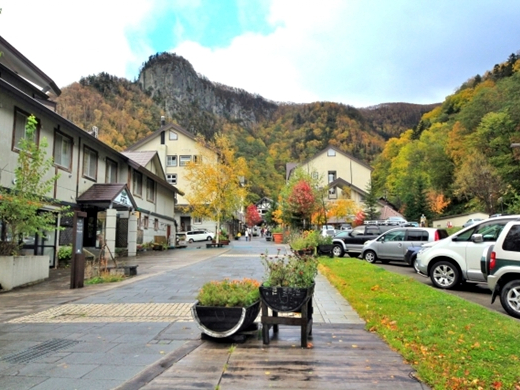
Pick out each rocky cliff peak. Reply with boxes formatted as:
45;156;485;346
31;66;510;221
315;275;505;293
138;52;278;133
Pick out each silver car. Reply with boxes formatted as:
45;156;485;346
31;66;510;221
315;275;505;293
361;227;449;264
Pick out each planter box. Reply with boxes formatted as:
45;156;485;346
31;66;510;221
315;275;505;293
272;232;283;244
260;284;314;348
192;301;261;338
292;248;315;258
317;244;334;257
0;255;49;291
212;239;230;245
259;284;315;312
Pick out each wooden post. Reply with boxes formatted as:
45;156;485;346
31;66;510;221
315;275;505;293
70;210;87;289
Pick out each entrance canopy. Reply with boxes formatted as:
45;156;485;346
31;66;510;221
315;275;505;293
76;184;137;210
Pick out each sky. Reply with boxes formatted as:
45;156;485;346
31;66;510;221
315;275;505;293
1;0;520;107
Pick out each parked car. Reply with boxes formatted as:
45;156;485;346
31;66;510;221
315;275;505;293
361;227;448;264
404;246;423;271
175;232;187;248
332;225;394;257
403;222;419;227
415;215;520;290
321;225;336;237
383;216;408;226
182;229;215;243
462;218;484;228
480;221;520;318
340;223;352;231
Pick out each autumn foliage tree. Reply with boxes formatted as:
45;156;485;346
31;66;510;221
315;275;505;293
184;134;249;242
275;169;322;228
245;204;262;227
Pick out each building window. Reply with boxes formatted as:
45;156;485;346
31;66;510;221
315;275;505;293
133;170;142;197
167;174;177;185
193;217;202;224
146;177;155;202
154;218;159;231
53;131;72;170
312;171;318;180
143;215;149;229
169;131;178;140
193;155;201;164
13;108;39;150
179;155;191;166
83;146;98;180
167;155;177;167
328;171;337;196
106;158;118;183
327;148;336;157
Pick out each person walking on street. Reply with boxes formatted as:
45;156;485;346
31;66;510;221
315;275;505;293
245;228;249;241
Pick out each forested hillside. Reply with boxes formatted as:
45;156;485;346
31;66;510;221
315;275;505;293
372;53;520;221
55;53;437;203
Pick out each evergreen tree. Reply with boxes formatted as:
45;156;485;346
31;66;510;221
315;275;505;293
363;181;379;220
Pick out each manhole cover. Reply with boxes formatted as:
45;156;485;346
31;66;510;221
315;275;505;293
0;338;80;364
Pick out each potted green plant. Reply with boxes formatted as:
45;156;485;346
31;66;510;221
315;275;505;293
259;249;318;311
289;230;316;257
259;249;318;347
213;229;230;245
192;278;261;338
271;226;284;244
316;233;334;257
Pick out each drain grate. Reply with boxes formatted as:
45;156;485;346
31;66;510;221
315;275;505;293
0;338;81;364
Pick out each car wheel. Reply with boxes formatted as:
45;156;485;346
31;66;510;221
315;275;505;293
500;280;520;319
188;238;194;243
207;236;212;241
332;244;344;257
430;261;460;289
363;250;377;263
413;257;420;273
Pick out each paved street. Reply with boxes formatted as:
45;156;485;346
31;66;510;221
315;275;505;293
0;238;429;389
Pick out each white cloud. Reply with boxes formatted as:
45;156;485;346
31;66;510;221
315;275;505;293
2;0;520;107
0;0;155;87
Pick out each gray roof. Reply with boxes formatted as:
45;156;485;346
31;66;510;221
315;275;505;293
76;184;137;210
125;122;196;151
0;35;61;97
121;151;157;167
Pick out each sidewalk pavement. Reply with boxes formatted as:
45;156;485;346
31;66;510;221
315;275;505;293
0;237;429;389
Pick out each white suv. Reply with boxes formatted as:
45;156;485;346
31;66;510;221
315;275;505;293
481;221;520;318
416;215;520;289
183;229;215;243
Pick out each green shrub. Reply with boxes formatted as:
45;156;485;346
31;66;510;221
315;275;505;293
197;278;260;307
57;245;72;261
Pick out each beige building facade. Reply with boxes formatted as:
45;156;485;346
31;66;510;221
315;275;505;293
0;35;180;266
126;123;219;233
288;146;373;218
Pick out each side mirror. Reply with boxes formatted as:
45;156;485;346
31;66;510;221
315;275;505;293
472;234;484;243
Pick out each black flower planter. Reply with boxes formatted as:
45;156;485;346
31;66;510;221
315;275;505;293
259;284;315;312
260;284;315;348
317;244;334;257
292;248;315;258
192;301;261;338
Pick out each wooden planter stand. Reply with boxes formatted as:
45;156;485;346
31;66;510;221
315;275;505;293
261;296;313;348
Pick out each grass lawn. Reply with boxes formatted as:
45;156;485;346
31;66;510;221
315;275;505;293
319;257;520;390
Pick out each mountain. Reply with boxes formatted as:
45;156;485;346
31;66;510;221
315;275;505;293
372;52;520;219
55;52;439;201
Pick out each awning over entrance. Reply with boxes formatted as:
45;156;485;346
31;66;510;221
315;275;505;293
76;184;137;210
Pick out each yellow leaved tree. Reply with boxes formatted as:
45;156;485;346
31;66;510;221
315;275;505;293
184;134;249;242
